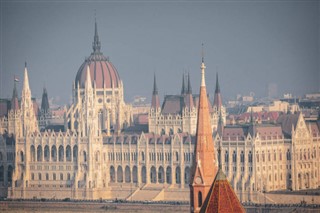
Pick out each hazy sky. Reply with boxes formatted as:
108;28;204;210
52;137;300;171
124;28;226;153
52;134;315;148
0;0;319;105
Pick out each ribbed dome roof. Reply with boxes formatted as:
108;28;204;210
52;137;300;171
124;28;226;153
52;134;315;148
75;21;121;89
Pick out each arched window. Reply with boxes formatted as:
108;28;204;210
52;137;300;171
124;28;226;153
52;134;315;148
150;166;157;183
117;166;123;183
225;151;229;163
141;166;146;183
44;145;50;161
256;152;259;163
53;173;56;180
67;173;71;181
132;166;138;183
58;145;64;162
66;145;71;161
51;145;57;161
248;151;252;163
175;152;179;161
141;152;145;161
287;149;291;160
158;166;164;183
60;173;63;180
110;166;115;183
274;150;276;161
175;166;181;184
20;151;24;162
73;145;78;162
198;191;202;207
38;173;42;181
30;145;35;162
232;151;237;163
37;145;43;162
125;166;131;183
166;166;172;184
240;151;244;163
46;173;49;180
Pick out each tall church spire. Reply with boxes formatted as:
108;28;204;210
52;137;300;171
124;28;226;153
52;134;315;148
151;73;160;109
190;54;217;213
92;18;101;53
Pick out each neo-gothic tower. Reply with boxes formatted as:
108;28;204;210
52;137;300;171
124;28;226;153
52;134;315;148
21;63;39;135
190;57;218;213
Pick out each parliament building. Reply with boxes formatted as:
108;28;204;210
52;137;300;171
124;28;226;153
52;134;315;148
0;21;319;202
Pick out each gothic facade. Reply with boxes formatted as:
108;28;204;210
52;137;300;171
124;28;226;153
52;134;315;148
0;22;319;202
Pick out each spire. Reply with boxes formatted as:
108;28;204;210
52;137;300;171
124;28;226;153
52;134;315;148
92;18;101;53
181;73;186;95
213;72;222;110
190;54;217;213
151;73;160;109
215;73;220;93
187;72;192;94
22;62;30;93
41;86;50;114
153;73;158;95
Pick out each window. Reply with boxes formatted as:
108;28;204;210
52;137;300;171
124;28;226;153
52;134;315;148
240;151;244;163
232;151;237;163
248;151;252;163
60;173;63;180
198;191;202;207
46;173;49;180
53;173;56;181
38;173;42;180
31;173;34;180
225;151;229;163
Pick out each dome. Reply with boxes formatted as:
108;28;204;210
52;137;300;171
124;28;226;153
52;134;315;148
75;21;121;89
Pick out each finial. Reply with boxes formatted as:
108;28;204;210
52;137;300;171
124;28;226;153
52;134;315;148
201;43;204;63
200;44;206;87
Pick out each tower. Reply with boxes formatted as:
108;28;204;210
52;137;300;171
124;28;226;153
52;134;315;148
21;62;38;135
190;54;218;213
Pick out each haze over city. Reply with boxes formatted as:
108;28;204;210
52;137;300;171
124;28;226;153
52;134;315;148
0;1;319;104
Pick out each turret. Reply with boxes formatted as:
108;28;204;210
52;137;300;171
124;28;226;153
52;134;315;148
41;87;50;114
213;73;222;110
151;74;160;110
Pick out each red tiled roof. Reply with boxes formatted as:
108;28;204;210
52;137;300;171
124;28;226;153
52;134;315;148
200;169;245;213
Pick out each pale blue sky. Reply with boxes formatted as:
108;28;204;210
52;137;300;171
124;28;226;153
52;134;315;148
0;0;319;105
